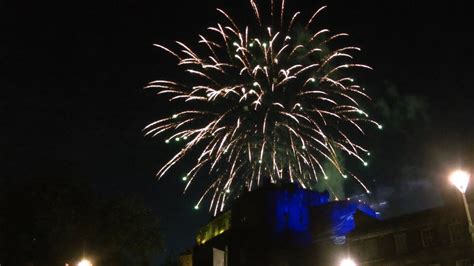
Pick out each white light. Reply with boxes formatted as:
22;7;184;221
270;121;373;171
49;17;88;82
450;170;470;193
340;258;356;266
78;259;92;266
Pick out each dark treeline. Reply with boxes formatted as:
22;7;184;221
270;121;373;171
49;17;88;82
0;175;162;266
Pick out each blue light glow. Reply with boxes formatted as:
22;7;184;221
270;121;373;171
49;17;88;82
266;187;376;245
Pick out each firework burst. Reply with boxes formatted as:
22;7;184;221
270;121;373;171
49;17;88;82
145;0;381;214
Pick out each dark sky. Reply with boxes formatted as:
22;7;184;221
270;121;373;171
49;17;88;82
2;0;473;263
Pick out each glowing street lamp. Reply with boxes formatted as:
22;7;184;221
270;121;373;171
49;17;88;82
340;258;356;266
77;258;92;266
449;169;474;241
450;170;470;193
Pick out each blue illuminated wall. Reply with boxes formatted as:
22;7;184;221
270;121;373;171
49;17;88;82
272;188;329;233
263;186;377;245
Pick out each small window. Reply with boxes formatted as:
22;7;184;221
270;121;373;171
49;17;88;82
455;259;471;266
421;228;435;247
394;233;408;253
449;223;465;243
351;243;364;260
365;238;378;259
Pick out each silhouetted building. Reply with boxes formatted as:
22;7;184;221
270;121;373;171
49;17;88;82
182;185;474;266
347;206;473;265
189;185;377;265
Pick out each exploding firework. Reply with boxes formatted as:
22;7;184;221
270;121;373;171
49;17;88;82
145;0;381;214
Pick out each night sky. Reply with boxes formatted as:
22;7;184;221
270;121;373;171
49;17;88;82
2;0;474;263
